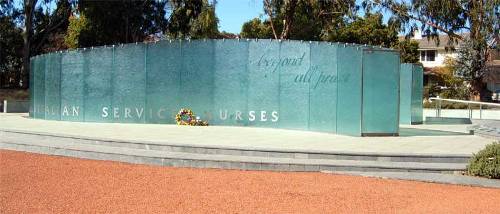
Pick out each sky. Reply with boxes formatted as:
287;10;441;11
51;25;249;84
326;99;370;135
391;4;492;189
216;0;394;34
12;0;397;35
216;0;264;34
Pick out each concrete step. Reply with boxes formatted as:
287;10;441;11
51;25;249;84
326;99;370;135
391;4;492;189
425;117;472;125
0;137;466;173
0;130;471;164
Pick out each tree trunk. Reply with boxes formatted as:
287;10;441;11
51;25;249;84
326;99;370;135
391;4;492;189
22;0;36;89
263;0;279;39
471;78;486;101
280;0;297;40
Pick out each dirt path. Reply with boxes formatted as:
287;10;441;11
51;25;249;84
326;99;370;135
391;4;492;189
1;150;499;213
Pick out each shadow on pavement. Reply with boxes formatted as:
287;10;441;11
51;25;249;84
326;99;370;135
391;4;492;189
399;128;470;137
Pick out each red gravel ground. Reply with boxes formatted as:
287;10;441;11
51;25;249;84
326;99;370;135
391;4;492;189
1;150;500;213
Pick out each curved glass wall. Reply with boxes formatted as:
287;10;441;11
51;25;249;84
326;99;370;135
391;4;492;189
30;39;400;136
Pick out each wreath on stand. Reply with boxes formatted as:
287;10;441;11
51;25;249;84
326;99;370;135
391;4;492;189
175;108;209;126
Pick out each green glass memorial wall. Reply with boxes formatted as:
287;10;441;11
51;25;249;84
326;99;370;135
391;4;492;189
399;63;423;125
30;39;401;136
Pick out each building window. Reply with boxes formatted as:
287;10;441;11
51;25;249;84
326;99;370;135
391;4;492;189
420;50;436;61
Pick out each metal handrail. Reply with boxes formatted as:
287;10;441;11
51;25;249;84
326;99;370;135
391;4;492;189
429;97;500;119
429;97;500;107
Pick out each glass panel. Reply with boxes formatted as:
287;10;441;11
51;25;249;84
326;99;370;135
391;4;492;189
411;64;424;123
146;40;182;124
247;39;280;128
337;45;363;136
362;49;400;135
213;40;249;126
399;63;413;124
278;41;310;130
44;53;61;120
309;42;337;132
61;50;85;121
84;47;113;122
29;56;35;117
179;40;215;123
112;44;146;123
33;54;46;119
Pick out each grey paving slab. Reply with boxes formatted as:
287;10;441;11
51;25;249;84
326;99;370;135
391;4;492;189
468;120;500;139
0;127;476;164
0;114;495;156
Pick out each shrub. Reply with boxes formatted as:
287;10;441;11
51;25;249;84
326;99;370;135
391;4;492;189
422;100;489;109
467;142;500;179
423;83;439;99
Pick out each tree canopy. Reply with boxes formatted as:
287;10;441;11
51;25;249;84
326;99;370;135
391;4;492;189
240;8;420;63
0;13;24;88
69;0;168;47
240;18;272;39
362;0;499;96
1;0;222;88
325;13;398;47
3;0;498;97
188;0;219;39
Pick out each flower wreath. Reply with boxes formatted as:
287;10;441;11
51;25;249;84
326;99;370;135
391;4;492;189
175;108;209;126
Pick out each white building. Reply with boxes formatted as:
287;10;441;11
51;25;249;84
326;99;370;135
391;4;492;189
402;31;500;97
408;31;462;68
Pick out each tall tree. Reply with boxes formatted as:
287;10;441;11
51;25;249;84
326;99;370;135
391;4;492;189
167;0;204;38
189;0;219;39
31;0;72;52
325;12;419;63
19;0;71;88
453;38;490;96
262;0;357;40
74;0;168;47
395;39;420;63
325;13;398;46
0;0;24;88
364;0;500;97
240;18;273;39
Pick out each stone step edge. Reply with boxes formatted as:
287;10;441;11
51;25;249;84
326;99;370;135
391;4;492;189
325;171;500;189
0;140;466;172
0;129;472;159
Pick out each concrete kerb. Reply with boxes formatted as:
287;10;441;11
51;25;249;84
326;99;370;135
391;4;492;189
0;138;466;173
2;141;498;188
329;171;500;189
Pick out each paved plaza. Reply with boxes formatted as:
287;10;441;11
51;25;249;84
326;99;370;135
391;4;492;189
0;113;494;155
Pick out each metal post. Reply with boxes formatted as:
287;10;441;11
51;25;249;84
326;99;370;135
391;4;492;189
435;99;438;117
3;100;6;113
437;99;442;117
468;103;471;119
480;104;482;119
428;98;499;120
